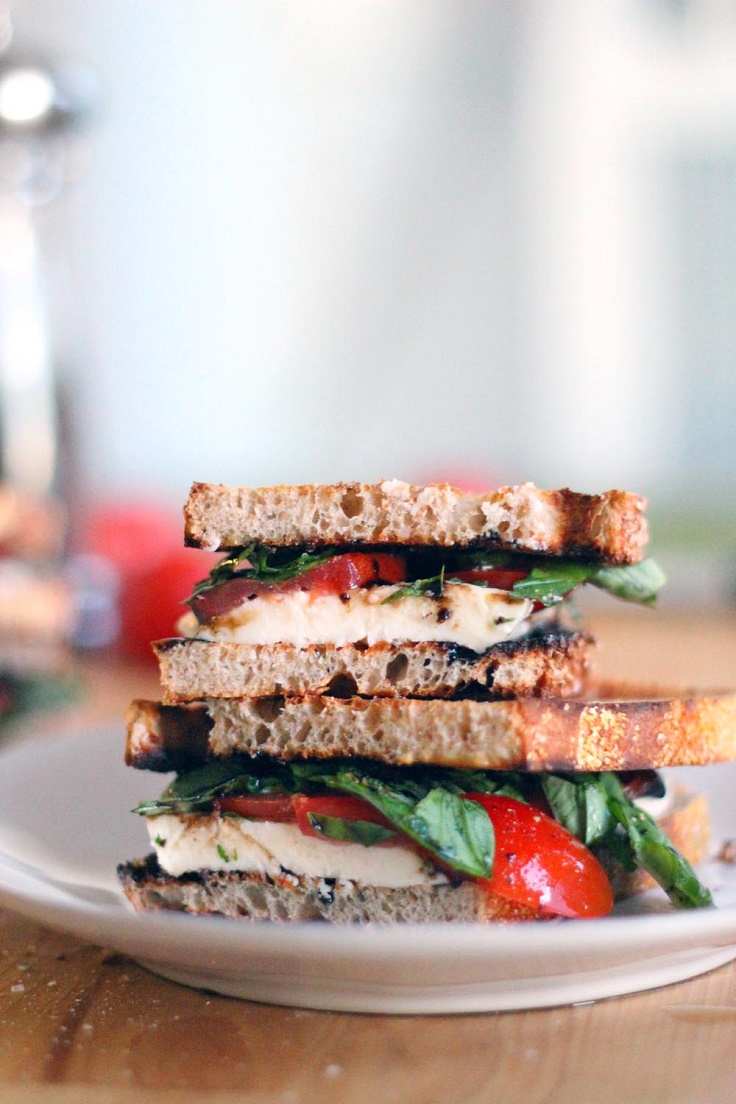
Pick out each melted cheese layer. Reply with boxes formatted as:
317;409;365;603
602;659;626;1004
148;814;448;887
186;583;532;654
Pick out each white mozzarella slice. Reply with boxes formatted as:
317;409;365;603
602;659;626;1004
148;814;448;888
185;583;532;654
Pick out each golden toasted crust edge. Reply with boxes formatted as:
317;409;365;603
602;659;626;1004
125;689;736;773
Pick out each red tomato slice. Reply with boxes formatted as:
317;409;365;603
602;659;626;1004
450;568;528;590
294;553;406;595
190;552;407;623
216;793;398;845
217;794;296;821
464;794;613;919
292;795;396;841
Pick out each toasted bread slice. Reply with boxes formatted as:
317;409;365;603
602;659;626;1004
117;787;710;922
183;480;648;563
117;855;544;922
125;689;736;773
153;630;593;704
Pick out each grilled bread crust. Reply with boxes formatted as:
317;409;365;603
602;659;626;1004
126;689;736;774
153;630;593;704
117;789;709;922
183;480;648;563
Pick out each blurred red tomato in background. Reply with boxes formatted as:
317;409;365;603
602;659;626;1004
417;466;505;493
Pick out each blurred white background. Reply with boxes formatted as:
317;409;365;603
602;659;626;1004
2;0;736;542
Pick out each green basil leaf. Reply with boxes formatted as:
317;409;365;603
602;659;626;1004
541;775;584;837
133;756;293;815
410;788;494;877
307;813;397;847
451;551;520;570
592;559;667;606
582;783;616;844
426;767;531;802
511;558;665;608
133;797;177;816
326;770;494;877
542;774;614;846
598;773;713;909
187;544;337;602
382;568;445;603
511;563;595;606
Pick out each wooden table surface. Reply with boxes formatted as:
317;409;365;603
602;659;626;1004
2;610;736;1104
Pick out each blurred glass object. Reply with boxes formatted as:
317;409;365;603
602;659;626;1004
0;8;94;498
72;500;219;661
65;551;120;650
0;66;55;123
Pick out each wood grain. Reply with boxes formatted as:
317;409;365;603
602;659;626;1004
0;614;735;1102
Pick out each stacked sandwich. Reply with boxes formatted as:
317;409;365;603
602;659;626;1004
119;480;736;922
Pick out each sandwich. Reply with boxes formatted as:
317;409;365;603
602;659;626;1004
155;480;663;702
118;479;731;923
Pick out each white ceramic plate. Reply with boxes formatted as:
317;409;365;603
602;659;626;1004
1;722;736;1014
